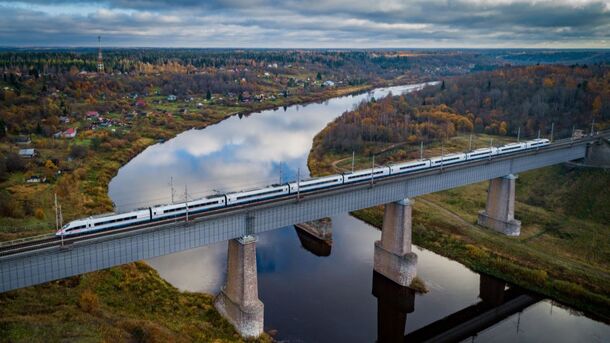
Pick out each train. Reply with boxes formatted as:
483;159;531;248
56;138;550;236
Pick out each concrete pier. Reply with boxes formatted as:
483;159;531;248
584;137;610;168
477;174;521;236
372;271;415;343
214;236;264;338
374;198;417;286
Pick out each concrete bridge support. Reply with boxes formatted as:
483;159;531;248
372;271;415;343
214;236;264;338
478;174;521;236
584;137;610;168
374;198;417;286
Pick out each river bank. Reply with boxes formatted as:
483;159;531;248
307;134;610;321
0;82;384;242
0;82;400;341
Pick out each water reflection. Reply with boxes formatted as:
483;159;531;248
110;83;609;342
109;84;429;211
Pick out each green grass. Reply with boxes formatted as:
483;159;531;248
309;133;610;321
0;262;271;342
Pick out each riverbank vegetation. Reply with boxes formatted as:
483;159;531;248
308;65;610;320
0;261;271;342
0;49;496;340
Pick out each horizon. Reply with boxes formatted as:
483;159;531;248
0;1;609;49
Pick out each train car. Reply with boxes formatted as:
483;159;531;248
151;202;187;220
525;138;550;149
466;147;498;160
226;184;290;206
429;153;467;167
497;142;527;154
343;166;390;184
288;174;344;194
185;195;226;213
56;209;150;236
389;160;431;175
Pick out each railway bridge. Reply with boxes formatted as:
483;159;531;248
0;132;608;337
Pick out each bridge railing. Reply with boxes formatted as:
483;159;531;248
0;232;55;248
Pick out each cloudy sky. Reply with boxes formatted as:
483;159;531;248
0;0;609;48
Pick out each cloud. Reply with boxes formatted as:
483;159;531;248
0;0;608;47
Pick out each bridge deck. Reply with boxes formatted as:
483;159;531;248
0;134;605;292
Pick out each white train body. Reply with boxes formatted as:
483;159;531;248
497;142;527;154
466;147;498;160
57;209;150;236
429;153;467;167
343;166;390;184
226;184;289;205
390;160;431;174
289;175;344;193
526;138;550;149
57;136;556;237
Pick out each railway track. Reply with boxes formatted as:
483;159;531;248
0;130;607;258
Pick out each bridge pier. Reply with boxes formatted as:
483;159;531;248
583;137;610;168
372;271;415;343
478;174;521;236
374;198;417;286
214;236;264;338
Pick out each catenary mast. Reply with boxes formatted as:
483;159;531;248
97;36;104;73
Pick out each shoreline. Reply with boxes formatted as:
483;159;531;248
306;142;610;322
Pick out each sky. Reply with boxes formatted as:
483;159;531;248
0;0;609;48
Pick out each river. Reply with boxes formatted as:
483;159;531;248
108;84;609;342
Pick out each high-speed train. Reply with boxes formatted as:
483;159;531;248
56;138;549;236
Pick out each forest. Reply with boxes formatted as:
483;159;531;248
313;64;610;156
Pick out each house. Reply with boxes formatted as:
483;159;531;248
59;116;70;124
13;135;31;145
26;175;46;183
62;128;77;138
135;99;147;107
323;80;336;87
86;111;100;119
167;95;177;102
19;148;36;158
196;102;204;108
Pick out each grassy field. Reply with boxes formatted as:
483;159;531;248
308;133;610;321
0;262;271;342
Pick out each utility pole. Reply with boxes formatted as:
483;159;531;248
184;184;189;222
537;129;541;139
420;141;424;160
550;122;554;142
489;138;493;161
296;168;300;201
169;176;175;204
59;204;63;230
591;119;595;136
441;141;444;170
469;134;473;151
279;162;283;184
351;151;355;173
370;155;375;187
54;193;59;231
517;127;521;142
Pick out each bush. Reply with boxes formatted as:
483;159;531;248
70;145;88;159
78;289;99;313
5;152;26;172
34;207;45;219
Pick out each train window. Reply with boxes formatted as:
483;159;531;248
399;163;426;170
188;201;219;209
235;188;286;200
300;178;340;187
